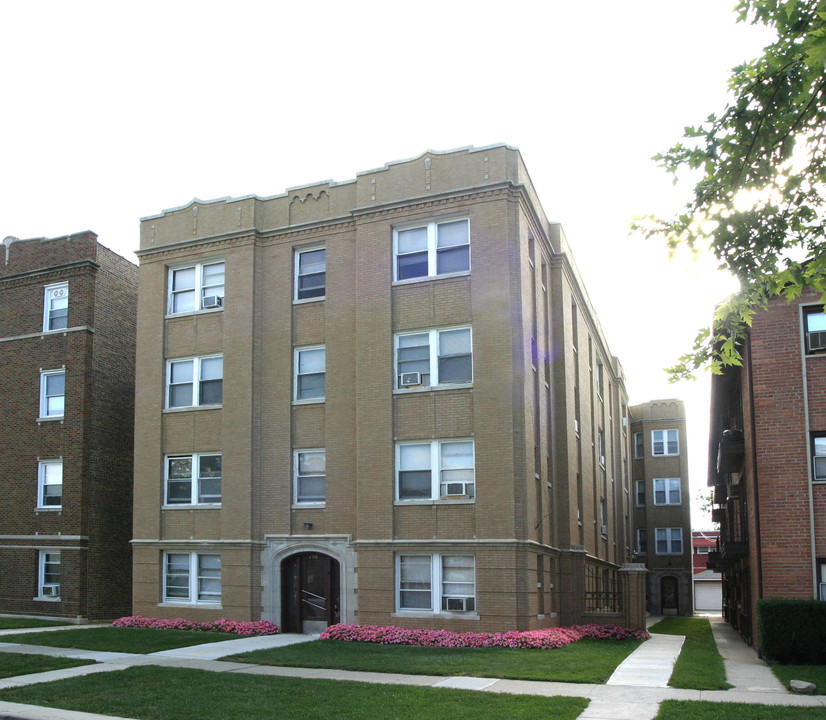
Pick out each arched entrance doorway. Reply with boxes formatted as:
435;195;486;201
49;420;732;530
281;552;340;633
661;575;679;615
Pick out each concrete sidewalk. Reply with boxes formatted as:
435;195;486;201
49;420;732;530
0;618;824;720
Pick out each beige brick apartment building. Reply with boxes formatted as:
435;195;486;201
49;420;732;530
0;232;136;621
132;145;636;632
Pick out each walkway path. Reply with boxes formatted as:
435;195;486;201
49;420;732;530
0;618;823;720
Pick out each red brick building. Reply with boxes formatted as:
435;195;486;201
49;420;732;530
708;290;826;646
0;232;137;621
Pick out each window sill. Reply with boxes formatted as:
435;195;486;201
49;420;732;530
35;507;62;512
392;270;470;287
292;502;326;509
165;308;224;320
158;601;222;609
395;499;475;506
391;611;479;621
293;296;325;305
33;596;61;602
292;399;325;406
164;405;222;413
37;416;64;423
162;504;222;510
393;383;472;395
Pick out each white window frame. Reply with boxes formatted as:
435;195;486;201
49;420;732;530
811;435;826;483
635;479;645;507
395;439;475;502
164;453;222;506
652;429;679;456
162;551;221;605
395;553;476;614
393;218;470;282
655;527;684;555
43;282;69;332
166;260;225;315
37;459;63;509
395;327;473;390
636;528;647;555
294;246;326;302
165;355;223;409
653;477;682;506
37;550;61;600
633;432;644;459
39;369;65;419
293;449;326;506
293;346;326;403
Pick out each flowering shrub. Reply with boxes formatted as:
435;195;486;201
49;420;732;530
319;623;647;649
112;616;280;636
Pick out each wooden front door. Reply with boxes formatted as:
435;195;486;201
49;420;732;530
281;553;340;633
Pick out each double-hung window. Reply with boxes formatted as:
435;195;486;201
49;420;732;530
39;370;65;419
38;550;61;599
812;435;826;482
43;283;68;331
655;527;683;555
396;439;475;501
395;327;472;389
804;308;826;354
394;219;470;281
163;552;221;604
652;429;679;456
636;529;648;555
165;454;222;505
38;460;63;508
168;261;225;314
295;247;326;301
635;479;645;507
294;449;326;504
166;356;223;408
294;347;325;401
654;478;681;505
633;432;644;459
396;554;476;613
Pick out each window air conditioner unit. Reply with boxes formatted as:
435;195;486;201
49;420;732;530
441;482;473;498
810;331;826;351
41;584;60;597
202;295;224;309
400;372;422;387
601;524;609;536
444;597;473;612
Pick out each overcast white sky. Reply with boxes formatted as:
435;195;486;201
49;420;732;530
1;1;775;528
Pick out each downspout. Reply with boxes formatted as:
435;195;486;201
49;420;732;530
799;305;819;598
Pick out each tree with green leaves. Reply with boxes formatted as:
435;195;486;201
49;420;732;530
635;0;826;379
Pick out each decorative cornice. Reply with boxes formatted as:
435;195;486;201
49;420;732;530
0;326;93;344
130;538;266;547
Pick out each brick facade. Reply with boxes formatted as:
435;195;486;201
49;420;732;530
0;232;137;621
133;145;637;631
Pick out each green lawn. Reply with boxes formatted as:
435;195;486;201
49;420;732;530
655;700;826;719
0;665;589;720
0;617;72;630
649;617;730;690
226;637;641;683
771;664;826;695
0;652;95;680
0;627;239;654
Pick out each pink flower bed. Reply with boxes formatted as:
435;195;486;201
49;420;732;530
112;616;280;636
320;623;647;649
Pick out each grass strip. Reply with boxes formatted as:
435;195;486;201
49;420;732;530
656;700;826;719
0;665;589;720
648;617;729;690
0;617;72;630
226;637;641;683
770;664;826;695
0;627;239;654
0;652;95;680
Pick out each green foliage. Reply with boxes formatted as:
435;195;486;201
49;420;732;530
656;700;826;719
647;617;730;690
0;651;95;680
0;617;71;630
770;662;826;693
757;598;826;663
635;0;826;379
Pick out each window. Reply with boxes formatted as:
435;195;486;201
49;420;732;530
819;560;826;601
165;454;221;505
38;460;63;508
294;450;326;504
636;529;647;555
167;261;225;314
163;552;221;604
395;327;472;389
396;439;475;501
166;356;223;408
43;283;68;331
655;527;683;555
294;347;325;401
39;370;65;419
654;478;682;505
394;218;469;281
397;554;476;613
652;429;679;456
812;435;826;482
596;360;604;398
635;480;645;507
597;429;605;467
38;550;60;599
295;247;326;301
634;432;644;459
804;308;826;354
